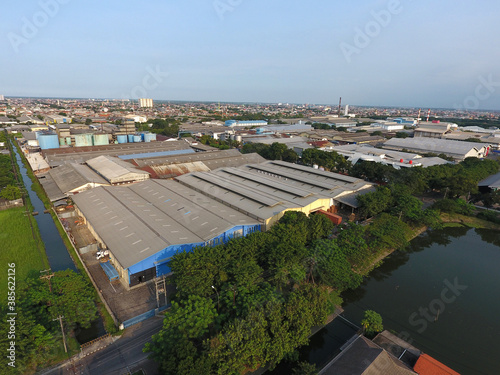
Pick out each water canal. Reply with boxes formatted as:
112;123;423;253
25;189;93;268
271;226;500;375
11;141;105;341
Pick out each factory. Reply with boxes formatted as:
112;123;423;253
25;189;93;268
382;137;492;160
72;160;375;289
72;179;261;287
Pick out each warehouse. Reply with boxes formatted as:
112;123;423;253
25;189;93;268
39;163;109;202
176;160;375;229
134;149;266;178
86;155;150;184
72;179;261;288
383;138;492;160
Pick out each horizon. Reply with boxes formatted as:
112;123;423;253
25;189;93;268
4;96;500;114
2;0;500;110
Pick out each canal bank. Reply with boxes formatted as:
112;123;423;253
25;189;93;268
10;139;109;343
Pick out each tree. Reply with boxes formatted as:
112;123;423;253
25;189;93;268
292;362;318;375
26;270;98;330
361;310;383;336
0;185;21;200
144;295;217;375
395;131;409;138
308;240;362;290
85;118;92;125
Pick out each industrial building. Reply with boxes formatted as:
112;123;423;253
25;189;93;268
71;160;375;288
72;179;261;287
39;163;109;202
176;160;375;228
383;138;492;160
225;120;268;127
413;122;454;138
331;144;450;168
478;172;500;193
42;140;208;167
86;155;150;184
134;149;266;178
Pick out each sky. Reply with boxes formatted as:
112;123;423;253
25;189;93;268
1;0;500;110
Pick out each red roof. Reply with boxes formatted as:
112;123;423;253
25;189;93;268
414;354;460;375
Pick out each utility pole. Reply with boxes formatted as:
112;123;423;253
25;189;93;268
53;315;67;353
155;276;167;308
211;285;220;312
40;269;54;292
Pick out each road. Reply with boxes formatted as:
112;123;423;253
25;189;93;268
40;316;163;375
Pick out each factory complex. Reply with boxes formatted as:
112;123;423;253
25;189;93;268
70;157;374;289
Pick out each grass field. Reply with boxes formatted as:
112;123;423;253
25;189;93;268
0;207;49;303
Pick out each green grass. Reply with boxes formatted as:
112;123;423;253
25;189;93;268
0;207;49;303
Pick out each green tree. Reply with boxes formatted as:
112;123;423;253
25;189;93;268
361;310;383;336
144;295;217;375
85;118;92;125
0;185;21;200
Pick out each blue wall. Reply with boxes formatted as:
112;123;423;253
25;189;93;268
126;224;262;283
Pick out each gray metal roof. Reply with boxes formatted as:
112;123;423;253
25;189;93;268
43;140;193;167
175;161;375;219
478;171;500;188
49;163;108;193
72;180;260;269
38;172;67;202
86;155;150;184
383;138;490;157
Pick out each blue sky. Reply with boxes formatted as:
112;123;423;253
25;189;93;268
1;0;500;109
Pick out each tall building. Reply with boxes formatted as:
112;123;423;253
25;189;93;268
0;95;5;101
138;98;153;108
344;104;349;116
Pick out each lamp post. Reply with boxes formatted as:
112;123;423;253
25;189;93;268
211;285;219;312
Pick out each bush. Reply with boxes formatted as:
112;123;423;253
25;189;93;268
432;198;474;216
477;210;500;224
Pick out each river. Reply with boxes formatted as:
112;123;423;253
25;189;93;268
11;141;77;272
11;141;106;342
271;226;500;375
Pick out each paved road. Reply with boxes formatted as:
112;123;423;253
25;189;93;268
41;316;163;375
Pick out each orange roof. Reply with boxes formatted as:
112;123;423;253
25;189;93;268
414;354;460;375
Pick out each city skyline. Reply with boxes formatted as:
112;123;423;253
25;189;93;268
2;0;500;110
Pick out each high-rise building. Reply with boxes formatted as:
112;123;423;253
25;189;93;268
138;98;153;108
0;95;5;101
344;105;349;116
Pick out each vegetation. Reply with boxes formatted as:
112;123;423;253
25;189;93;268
199;134;241;150
361;310;383;337
148;118;180;137
0;208;49;304
242;142;299;163
0;270;97;374
145;208;427;373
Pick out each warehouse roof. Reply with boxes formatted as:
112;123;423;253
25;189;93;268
38;173;67;202
176;161;375;220
86;155;150;184
43;140;194;167
383;138;490;158
72;180;260;269
478;171;500;189
49;163;108;194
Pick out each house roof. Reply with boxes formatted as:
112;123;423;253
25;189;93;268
319;336;417;375
413;354;460;375
478;171;500;189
